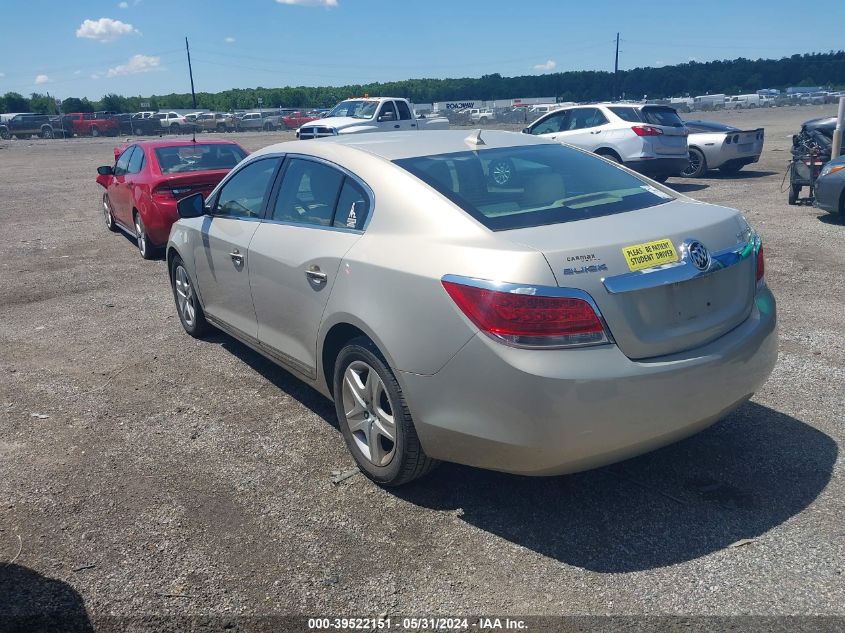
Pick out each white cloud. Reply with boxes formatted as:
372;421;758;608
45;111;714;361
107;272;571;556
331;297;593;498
35;74;49;85
106;54;161;77
118;1;129;7
533;59;557;72
76;17;138;42
0;72;5;77
276;0;338;6
224;36;236;43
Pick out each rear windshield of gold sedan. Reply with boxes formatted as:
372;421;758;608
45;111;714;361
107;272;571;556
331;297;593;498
394;144;673;230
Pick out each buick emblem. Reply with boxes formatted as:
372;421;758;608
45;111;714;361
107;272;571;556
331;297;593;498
686;240;710;270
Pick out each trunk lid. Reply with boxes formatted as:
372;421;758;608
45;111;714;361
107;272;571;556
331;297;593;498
502;199;755;359
154;170;230;199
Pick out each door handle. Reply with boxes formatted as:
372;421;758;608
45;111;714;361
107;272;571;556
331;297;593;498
229;249;244;264
393;124;400;128
305;268;327;284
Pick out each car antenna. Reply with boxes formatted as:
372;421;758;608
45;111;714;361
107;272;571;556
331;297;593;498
465;129;485;147
185;36;197;143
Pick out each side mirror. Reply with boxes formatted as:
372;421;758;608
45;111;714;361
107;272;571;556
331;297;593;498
521;127;530;134
378;111;396;122
177;192;206;219
97;165;114;176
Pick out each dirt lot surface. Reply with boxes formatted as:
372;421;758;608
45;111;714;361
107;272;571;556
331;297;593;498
1;106;843;625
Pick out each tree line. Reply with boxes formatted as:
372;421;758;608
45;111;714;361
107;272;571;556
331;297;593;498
2;51;843;114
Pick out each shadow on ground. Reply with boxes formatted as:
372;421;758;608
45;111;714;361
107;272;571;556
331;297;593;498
205;333;836;574
817;212;845;226
394;402;836;573
667;182;708;193
217;335;339;429
0;563;92;632
708;169;778;180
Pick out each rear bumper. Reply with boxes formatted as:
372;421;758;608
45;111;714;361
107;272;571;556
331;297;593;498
142;202;179;246
625;157;689;178
400;287;777;476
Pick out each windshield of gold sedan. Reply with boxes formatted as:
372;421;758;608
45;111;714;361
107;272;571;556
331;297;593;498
327;100;379;119
154;144;246;174
394;144;674;230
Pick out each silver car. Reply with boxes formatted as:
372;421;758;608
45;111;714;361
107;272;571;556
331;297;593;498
681;120;765;178
167;130;777;486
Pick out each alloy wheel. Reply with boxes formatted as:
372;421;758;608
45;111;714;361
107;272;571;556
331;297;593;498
174;265;196;327
103;195;114;229
341;361;397;467
135;216;148;257
682;150;702;177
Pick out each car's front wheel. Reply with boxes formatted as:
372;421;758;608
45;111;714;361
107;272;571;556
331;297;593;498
334;338;437;486
170;255;210;338
681;148;707;178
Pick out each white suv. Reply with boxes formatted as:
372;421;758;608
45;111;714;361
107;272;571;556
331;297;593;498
522;103;689;182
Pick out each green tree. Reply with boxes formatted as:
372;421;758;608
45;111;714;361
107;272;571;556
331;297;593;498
29;93;59;114
61;97;93;113
2;92;30;113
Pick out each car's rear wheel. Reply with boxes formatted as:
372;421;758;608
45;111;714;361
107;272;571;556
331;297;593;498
134;212;155;260
0;128;9;140
103;194;117;232
334;337;438;486
170;255;210;338
596;149;621;163
681;148;707;178
41;127;53;139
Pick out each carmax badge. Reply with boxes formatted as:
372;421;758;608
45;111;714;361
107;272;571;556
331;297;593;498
563;264;608;276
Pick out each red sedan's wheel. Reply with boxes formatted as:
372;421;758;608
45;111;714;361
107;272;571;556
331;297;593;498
134;213;156;260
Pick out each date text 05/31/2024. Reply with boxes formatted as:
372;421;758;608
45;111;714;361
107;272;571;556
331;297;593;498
307;617;528;630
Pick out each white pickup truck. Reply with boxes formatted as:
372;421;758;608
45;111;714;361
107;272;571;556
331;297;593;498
296;97;449;139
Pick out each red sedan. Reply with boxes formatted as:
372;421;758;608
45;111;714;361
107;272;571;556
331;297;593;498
96;139;247;259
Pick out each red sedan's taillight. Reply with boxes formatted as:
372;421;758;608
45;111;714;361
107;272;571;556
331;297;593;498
631;125;664;136
441;279;610;348
153;185;194;200
756;244;765;284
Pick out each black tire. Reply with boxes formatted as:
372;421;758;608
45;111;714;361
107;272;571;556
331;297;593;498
103;194;118;232
681;148;707;178
719;162;744;175
133;126;143;136
133;212;156;260
788;184;800;205
41;127;54;139
170;254;210;338
333;337;438;486
596;150;621;164
0;128;9;140
652;174;669;183
90;126;99;137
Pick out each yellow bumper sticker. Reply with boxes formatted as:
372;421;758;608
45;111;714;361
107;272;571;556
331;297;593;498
622;238;678;272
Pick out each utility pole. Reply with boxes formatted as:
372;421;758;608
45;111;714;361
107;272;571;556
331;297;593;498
185;37;197;109
613;32;620;101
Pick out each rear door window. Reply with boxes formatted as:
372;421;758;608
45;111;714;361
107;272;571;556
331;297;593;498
395;100;413;120
641;107;685;128
271;159;345;226
567;108;607;130
608;107;641;123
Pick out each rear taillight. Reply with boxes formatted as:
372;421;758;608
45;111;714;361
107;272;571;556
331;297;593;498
441;278;610;348
631;125;664;136
153;185;193;200
756;244;765;284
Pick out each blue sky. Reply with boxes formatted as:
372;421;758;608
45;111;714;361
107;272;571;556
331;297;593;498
1;0;841;100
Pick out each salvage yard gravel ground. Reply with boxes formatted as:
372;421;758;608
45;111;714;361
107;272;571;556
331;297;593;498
0;105;843;620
